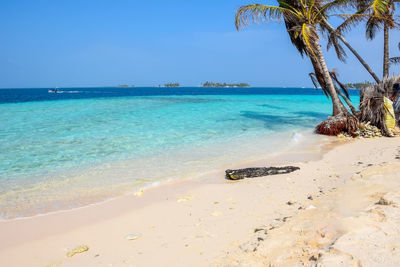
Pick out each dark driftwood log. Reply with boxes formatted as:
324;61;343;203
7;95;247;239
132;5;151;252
225;166;300;180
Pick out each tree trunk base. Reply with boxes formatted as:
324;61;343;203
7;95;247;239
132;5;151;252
316;113;359;136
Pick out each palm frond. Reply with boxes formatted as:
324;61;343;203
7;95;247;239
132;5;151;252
372;0;392;16
389;57;400;65
355;0;373;10
335;11;395;40
301;23;319;58
309;71;330;98
330;70;351;100
312;0;355;21
286;25;308;57
335;6;371;36
366;16;382;39
325;27;347;61
280;0;314;57
235;4;296;30
309;72;319;87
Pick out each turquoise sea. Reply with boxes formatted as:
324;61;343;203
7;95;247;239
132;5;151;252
0;87;360;219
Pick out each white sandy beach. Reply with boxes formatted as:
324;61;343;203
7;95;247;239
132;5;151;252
1;137;400;267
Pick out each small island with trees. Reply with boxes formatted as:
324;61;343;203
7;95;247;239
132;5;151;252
202;82;250;87
344;81;374;90
164;83;180;87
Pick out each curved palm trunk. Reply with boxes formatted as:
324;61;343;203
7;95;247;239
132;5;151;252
309;56;358;115
324;22;381;83
312;44;359;136
383;22;389;79
313;42;346;116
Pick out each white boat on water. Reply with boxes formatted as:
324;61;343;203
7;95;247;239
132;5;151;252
48;87;59;93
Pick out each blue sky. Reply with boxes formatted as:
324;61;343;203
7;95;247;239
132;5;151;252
1;0;400;88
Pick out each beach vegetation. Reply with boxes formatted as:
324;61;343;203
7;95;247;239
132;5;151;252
164;83;180;87
344;81;374;89
202;82;250;87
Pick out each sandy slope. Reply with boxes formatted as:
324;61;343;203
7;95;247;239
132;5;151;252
216;140;400;266
0;137;399;267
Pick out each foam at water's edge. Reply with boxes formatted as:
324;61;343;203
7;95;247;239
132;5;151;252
289;131;305;144
0;129;331;221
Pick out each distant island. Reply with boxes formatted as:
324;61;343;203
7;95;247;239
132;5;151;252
164;83;180;87
344;81;373;90
202;82;250;88
118;85;135;88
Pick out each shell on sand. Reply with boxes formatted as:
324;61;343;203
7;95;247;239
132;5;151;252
305;205;317;210
125;233;141;240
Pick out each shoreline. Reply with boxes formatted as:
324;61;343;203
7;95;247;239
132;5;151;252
0;133;334;233
0;131;332;224
2;136;399;266
0;129;328;221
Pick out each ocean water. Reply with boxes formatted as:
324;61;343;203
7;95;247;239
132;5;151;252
0;87;360;219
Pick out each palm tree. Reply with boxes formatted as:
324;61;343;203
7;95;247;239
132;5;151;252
235;0;359;135
367;0;395;78
336;0;396;79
